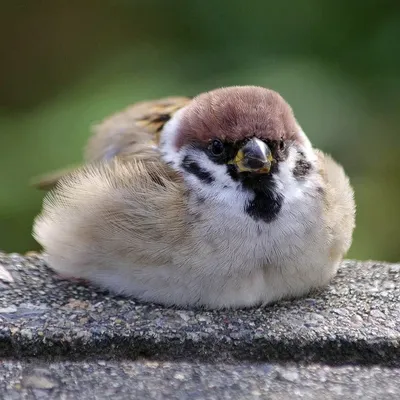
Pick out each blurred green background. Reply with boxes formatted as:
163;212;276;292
1;0;399;261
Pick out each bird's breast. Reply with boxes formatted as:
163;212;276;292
184;187;325;274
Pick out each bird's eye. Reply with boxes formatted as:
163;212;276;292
279;140;285;151
210;139;224;156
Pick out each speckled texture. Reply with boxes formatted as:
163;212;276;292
1;360;400;400
0;252;399;365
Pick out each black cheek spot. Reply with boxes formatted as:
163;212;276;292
293;151;312;179
181;155;215;184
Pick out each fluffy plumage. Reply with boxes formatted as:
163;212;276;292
33;86;356;309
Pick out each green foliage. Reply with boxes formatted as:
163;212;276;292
1;0;399;261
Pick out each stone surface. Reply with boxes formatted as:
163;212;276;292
0;252;399;365
0;252;400;398
1;360;399;400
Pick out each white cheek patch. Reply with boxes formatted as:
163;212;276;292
180;148;252;209
189;151;235;187
272;147;295;197
159;107;188;168
273;142;318;206
298;128;317;162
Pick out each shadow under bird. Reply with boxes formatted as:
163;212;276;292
32;86;356;309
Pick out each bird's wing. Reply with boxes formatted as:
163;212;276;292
316;149;356;262
30;164;82;191
31;96;192;190
85;96;191;162
33;158;188;278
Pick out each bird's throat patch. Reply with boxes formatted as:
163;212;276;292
245;189;283;223
227;164;283;223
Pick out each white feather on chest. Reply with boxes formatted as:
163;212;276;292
183;158;324;268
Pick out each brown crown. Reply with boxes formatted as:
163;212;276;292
175;86;303;148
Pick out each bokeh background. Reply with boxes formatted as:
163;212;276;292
1;0;399;261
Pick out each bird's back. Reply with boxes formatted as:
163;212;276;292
316;149;356;264
31;96;191;190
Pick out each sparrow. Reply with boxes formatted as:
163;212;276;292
32;86;356;309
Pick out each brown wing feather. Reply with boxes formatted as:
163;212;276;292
85;96;191;162
30;165;81;191
31;96;192;190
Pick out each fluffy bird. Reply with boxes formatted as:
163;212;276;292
33;86;355;309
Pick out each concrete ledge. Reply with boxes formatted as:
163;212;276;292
2;360;399;400
0;252;399;365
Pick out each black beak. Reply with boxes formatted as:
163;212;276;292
232;138;273;173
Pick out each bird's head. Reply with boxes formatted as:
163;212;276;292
159;86;317;222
